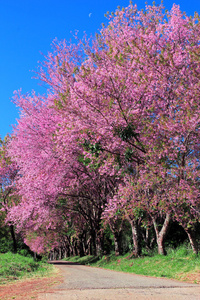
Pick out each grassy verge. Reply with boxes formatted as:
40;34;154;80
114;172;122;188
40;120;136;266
63;246;200;284
0;252;56;285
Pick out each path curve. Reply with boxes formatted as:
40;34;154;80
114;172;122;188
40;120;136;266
38;261;200;299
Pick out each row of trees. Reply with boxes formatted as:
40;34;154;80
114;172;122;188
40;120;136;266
1;2;200;257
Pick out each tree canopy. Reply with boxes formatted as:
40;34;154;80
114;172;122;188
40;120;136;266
3;2;200;256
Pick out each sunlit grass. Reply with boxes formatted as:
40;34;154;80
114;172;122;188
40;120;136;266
0;252;55;284
63;245;200;283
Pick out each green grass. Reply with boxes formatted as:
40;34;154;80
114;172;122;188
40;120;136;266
63;246;200;282
0;252;55;284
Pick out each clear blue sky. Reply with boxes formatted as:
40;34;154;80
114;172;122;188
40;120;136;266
1;0;200;138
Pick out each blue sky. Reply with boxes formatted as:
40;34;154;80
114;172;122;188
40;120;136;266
1;0;200;138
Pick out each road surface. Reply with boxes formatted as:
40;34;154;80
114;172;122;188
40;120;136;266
38;261;200;299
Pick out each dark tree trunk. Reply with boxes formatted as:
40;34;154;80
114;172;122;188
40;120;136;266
185;228;198;255
78;232;86;257
141;227;155;251
88;238;92;255
90;228;104;257
90;229;97;256
71;238;78;256
74;239;78;256
52;249;55;260
109;219;123;256
152;213;170;255
10;225;17;253
78;240;85;257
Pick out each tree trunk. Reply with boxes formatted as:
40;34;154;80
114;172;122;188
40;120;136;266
185;228;198;255
78;240;85;257
88;238;92;255
58;247;62;259
152;213;170;255
71;239;77;256
113;233;121;256
90;229;97;256
129;219;141;257
157;235;166;255
63;247;67;258
109;220;123;256
96;239;102;257
10;225;17;253
141;227;155;251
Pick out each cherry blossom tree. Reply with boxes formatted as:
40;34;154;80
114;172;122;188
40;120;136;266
7;2;200;256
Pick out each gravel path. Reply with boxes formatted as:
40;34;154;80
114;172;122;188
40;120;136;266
38;261;200;299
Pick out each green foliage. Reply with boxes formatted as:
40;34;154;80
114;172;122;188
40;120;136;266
114;123;138;142
0;252;54;284
83;140;102;157
0;222;33;255
125;148;134;162
0;236;13;253
0;224;14;253
78;154;91;166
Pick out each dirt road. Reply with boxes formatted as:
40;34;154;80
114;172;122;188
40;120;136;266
38;261;200;299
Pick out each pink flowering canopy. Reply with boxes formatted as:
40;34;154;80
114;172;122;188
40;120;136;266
7;2;200;254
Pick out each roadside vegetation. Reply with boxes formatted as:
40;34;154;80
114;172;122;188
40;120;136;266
0;252;55;285
63;245;200;284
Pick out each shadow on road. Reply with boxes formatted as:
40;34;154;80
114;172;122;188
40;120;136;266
48;261;82;265
48;256;100;266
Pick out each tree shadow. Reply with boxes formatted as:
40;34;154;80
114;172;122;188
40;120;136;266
48;261;81;265
48;256;100;265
